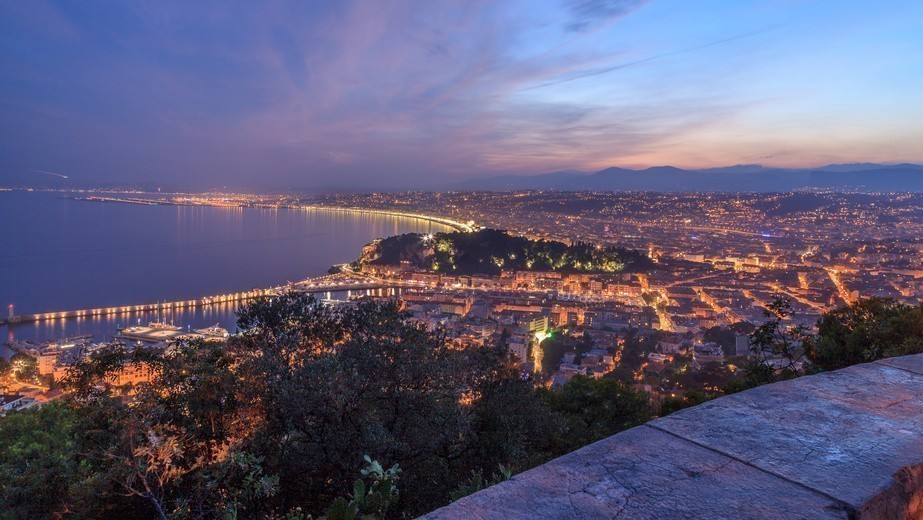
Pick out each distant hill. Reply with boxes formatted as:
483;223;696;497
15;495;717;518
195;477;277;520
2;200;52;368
451;170;586;190
447;163;923;192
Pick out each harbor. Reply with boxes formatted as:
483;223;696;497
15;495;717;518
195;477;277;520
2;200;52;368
5;334;94;359
0;189;457;346
2;273;434;351
115;321;229;344
1;273;428;327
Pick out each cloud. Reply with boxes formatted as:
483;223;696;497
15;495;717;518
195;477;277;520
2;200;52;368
564;0;650;32
521;26;776;91
3;0;918;188
0;0;746;187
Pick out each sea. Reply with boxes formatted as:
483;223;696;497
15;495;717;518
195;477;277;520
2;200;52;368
0;190;450;355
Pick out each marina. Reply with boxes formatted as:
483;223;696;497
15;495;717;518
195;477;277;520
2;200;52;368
5;334;94;359
1;273;429;327
0;190;455;344
115;321;229;344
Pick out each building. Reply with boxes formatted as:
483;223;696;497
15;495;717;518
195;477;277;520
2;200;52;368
527;315;549;335
0;394;26;415
735;334;752;356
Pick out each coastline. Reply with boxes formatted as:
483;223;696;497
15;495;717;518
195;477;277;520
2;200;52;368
2;195;468;334
67;194;476;233
297;205;476;233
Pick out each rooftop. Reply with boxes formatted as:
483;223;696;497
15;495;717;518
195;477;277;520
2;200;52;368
424;354;923;519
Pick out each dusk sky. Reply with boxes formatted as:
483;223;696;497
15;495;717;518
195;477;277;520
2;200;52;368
2;0;921;189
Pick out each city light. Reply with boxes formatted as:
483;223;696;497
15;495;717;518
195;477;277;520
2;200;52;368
2;1;921;514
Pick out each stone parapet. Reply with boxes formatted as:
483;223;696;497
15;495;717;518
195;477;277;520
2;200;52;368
424;354;923;519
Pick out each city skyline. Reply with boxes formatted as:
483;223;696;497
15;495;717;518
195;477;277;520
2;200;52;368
2;3;922;517
2;0;922;189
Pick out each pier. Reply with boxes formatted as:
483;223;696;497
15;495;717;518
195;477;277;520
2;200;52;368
0;274;431;327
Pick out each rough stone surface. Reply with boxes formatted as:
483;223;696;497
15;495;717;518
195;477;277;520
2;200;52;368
876;353;923;376
651;362;923;509
424;426;847;520
859;462;923;519
423;356;923;519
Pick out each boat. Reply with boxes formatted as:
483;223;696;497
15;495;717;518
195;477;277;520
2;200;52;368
115;321;184;343
194;323;229;339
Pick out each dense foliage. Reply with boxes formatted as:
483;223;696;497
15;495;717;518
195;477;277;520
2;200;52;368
0;294;652;519
6;293;915;517
0;402;78;519
363;229;653;275
718;297;923;395
665;297;923;414
541;376;652;450
538;332;583;377
805;298;923;371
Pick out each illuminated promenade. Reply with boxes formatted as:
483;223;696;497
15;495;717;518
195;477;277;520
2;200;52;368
72;194;478;234
1;273;433;326
0;200;475;328
299;205;477;233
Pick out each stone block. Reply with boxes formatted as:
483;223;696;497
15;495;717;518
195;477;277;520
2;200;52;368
424;426;847;519
651;362;923;509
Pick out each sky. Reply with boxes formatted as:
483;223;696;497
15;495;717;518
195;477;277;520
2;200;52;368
1;0;922;189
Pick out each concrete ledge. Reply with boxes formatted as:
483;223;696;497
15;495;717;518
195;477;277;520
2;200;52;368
423;354;923;519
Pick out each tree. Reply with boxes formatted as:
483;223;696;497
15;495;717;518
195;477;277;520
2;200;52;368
543;375;652;451
0;402;78;519
0;293;663;518
806;298;923;371
5;294;558;518
234;296;460;513
233;294;563;516
619;329;655;372
660;389;712;416
9;353;38;383
363;229;651;276
703;326;736;357
466;375;566;474
539;333;574;376
725;298;809;393
748;297;809;373
59;339;269;519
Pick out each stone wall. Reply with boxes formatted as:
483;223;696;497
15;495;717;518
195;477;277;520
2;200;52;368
424;354;923;519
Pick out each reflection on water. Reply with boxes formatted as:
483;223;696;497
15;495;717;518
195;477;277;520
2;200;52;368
1;190;444;355
2;288;403;357
0;191;449;316
7;300;246;343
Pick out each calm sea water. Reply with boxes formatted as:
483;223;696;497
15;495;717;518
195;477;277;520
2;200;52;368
0;191;448;349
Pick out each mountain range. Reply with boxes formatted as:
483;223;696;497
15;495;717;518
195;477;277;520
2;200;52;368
447;163;923;192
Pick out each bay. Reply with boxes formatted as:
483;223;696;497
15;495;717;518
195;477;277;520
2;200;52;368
0;191;448;348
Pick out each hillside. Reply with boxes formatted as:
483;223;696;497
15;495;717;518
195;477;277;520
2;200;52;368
357;229;653;276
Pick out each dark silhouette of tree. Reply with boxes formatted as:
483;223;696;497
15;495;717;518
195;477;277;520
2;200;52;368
724;297;809;394
0;293;668;518
806;298;923;371
233;294;568;515
542;376;652;451
660;389;712;416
